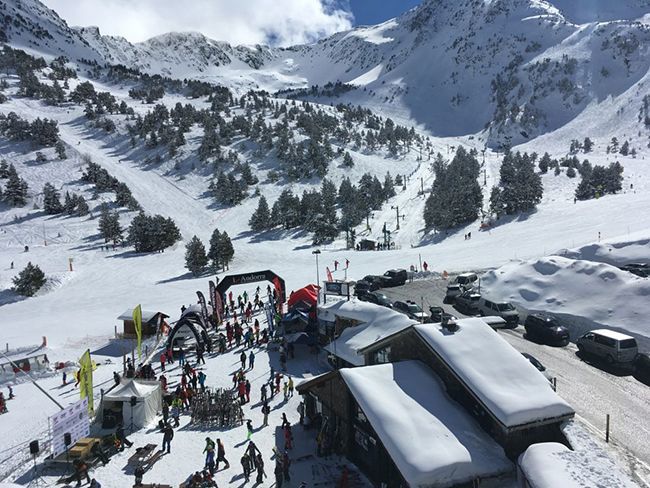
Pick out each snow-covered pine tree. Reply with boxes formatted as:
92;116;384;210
4;164;28;207
249;195;271;232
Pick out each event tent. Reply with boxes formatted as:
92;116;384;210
102;380;162;430
287;285;318;311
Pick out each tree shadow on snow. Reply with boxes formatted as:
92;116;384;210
157;270;213;285
0;288;28;306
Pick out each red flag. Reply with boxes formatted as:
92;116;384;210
326;267;333;282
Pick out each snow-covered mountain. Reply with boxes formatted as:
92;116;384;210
3;0;650;145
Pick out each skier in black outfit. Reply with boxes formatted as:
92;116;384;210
162;424;174;454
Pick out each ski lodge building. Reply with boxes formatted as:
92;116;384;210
116;309;169;338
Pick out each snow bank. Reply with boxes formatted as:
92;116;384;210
518;442;638;488
413;319;574;428
319;300;417;365
556;238;650;267
340;361;512;487
482;255;650;341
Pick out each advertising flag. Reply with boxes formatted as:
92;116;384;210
78;349;94;415
326;267;333;282
197;291;209;324
133;304;142;359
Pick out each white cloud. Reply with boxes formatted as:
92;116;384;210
41;0;354;46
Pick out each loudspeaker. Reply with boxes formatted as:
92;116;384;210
29;440;39;455
130;396;137;407
64;433;72;446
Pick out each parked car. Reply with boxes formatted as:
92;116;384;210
521;352;553;383
477;298;519;327
354;275;383;295
381;269;407;287
454;290;482;315
619;263;649;278
455;272;478;288
358;291;393;308
392;300;428;321
576;329;638;366
428;306;456;323
444;283;464;303
524;313;570;346
634;352;650;383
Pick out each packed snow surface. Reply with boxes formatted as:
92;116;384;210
413;319;575;428
319;300;417;365
339;361;512;487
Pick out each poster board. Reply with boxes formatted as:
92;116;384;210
49;398;90;457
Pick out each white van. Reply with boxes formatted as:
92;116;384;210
576;329;638;365
455;272;478;287
477;298;519;327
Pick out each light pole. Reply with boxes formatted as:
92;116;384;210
312;249;321;303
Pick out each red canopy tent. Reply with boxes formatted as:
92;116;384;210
287;284;319;312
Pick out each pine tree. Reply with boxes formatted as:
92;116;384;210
55;140;67;159
76;196;89;216
249;195;271;232
3;164;28;207
619;140;630;156
583;137;593;153
342;151;354;168
98;204;123;243
538;153;551;174
320;178;338;227
12;262;46;297
240;162;258;185
0;160;9;178
185;235;208;276
208;227;222;269
383;173;396;199
42;183;63;214
219;232;235;270
63;191;76;215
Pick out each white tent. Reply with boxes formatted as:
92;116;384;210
103;380;162;430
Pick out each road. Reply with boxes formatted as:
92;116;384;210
377;277;650;482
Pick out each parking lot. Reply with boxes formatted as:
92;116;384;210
376;276;650;479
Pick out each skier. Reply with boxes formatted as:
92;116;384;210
248;351;255;370
241;452;251;482
288;377;294;397
274;459;284;488
162;401;169;425
282;450;291;482
198;371;207;392
283;381;289;399
239;351;247;370
245;379;251;403
113;371;120;386
423;261;429;271
216;439;230;470
260;383;268;403
262;401;270;427
178;347;185;368
255;453;266;484
162;424;174;454
246;419;254;440
297;401;304;425
284;425;293;450
281;413;290;429
203;437;216;467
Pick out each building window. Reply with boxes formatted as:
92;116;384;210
374;346;391;364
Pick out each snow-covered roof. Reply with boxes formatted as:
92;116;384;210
414;319;574;428
518;442;638;488
590;329;635;341
340;361;512;487
104;379;160;401
320;300;417;366
116;309;167;322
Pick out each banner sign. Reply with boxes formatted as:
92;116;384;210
78;350;94;415
133;305;142;359
264;302;275;335
50;398;89;457
196;291;209;324
209;281;221;323
324;281;349;297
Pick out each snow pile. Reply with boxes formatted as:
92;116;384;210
413;319;575;427
319;300;417;365
340;361;512;487
556;238;650;268
518;441;638;488
481;254;650;340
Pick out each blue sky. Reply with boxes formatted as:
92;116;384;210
349;0;423;25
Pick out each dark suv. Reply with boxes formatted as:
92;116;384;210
354;275;383;296
392;300;428;321
524;313;570;346
381;269;407;287
358;291;393;308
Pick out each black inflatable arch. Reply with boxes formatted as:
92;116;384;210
216;270;286;304
167;316;204;350
180;310;209;331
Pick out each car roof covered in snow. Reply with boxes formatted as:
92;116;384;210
413;318;574;428
320;300;417;366
340;361;512;487
589;329;635;341
518;442;638;488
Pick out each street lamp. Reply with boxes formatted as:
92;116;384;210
312;249;321;303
